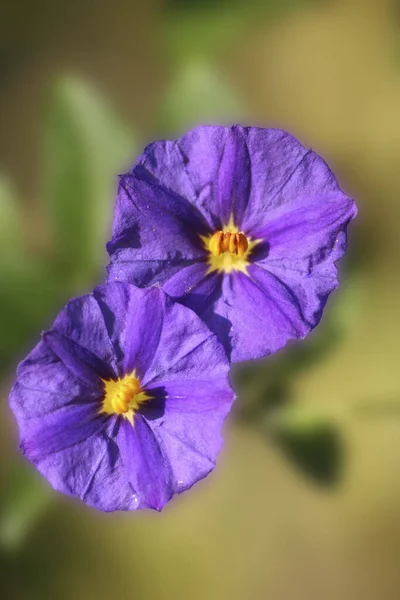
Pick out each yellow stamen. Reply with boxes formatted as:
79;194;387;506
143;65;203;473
201;217;258;275
100;373;150;424
237;232;248;257
209;231;249;258
209;231;223;256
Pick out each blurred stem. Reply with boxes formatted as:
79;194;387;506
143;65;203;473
252;397;400;437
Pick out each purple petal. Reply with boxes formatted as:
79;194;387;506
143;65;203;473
187;269;312;362
117;415;174;511
52;294;119;375
121;286;164;377
204;126;252;227
134;130;223;230
140;292;230;387
107;251;202;289
161;263;311;362
92;284;166;380
249;194;356;325
20;403;107;459
145;379;233;494
134;126;248;229
106;169;210;289
162;265;231;354
136;126;309;230
242;144;346;235
107;169;208;260
28;419;139;512
162;262;222;314
251;193;356;262
146;378;233;414
9;341;103;423
42;331;111;387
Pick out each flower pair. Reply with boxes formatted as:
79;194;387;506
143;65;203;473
10;126;356;511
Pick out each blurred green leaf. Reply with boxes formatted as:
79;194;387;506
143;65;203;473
164;8;248;64
44;76;136;282
0;459;51;552
0;174;22;252
164;0;314;64
157;60;246;135
0;255;64;370
330;272;366;335
234;319;341;423
234;263;365;424
0;78;138;371
269;407;344;486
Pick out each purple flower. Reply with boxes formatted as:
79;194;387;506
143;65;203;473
9;283;234;512
107;126;357;362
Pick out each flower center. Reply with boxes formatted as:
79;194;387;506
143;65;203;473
209;231;249;258
200;220;259;275
100;373;150;423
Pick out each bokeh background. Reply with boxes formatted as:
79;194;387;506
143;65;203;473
1;0;400;598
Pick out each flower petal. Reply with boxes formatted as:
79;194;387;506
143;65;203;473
27;418;138;512
52;294;119;375
140;291;230;387
107;169;208;258
146;375;233;411
117;415;174;511
145;379;233;494
134;129;226;230
92;284;166;380
251;193;356;263
105;171;210;303
107;251;201;289
188;126;251;227
42;331;112;387
121;286;164;377
249;193;356;323
136;126;309;230
9;340;103;423
194;269;312;362
241;143;346;234
162;264;232;355
20;403;107;459
159;264;312;362
136;126;251;229
162;262;221;313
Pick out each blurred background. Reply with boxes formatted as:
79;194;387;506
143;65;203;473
1;0;400;598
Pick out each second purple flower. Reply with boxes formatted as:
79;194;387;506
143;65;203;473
10;283;234;511
107;125;357;362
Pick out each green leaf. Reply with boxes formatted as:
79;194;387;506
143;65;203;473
44;76;136;281
269;408;344;486
0;254;64;371
234;319;342;422
164;8;248;64
0;174;22;252
163;0;314;64
0;175;66;371
156;60;246;135
0;460;51;552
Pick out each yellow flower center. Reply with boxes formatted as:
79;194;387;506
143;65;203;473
209;231;249;258
100;373;151;424
200;218;259;275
